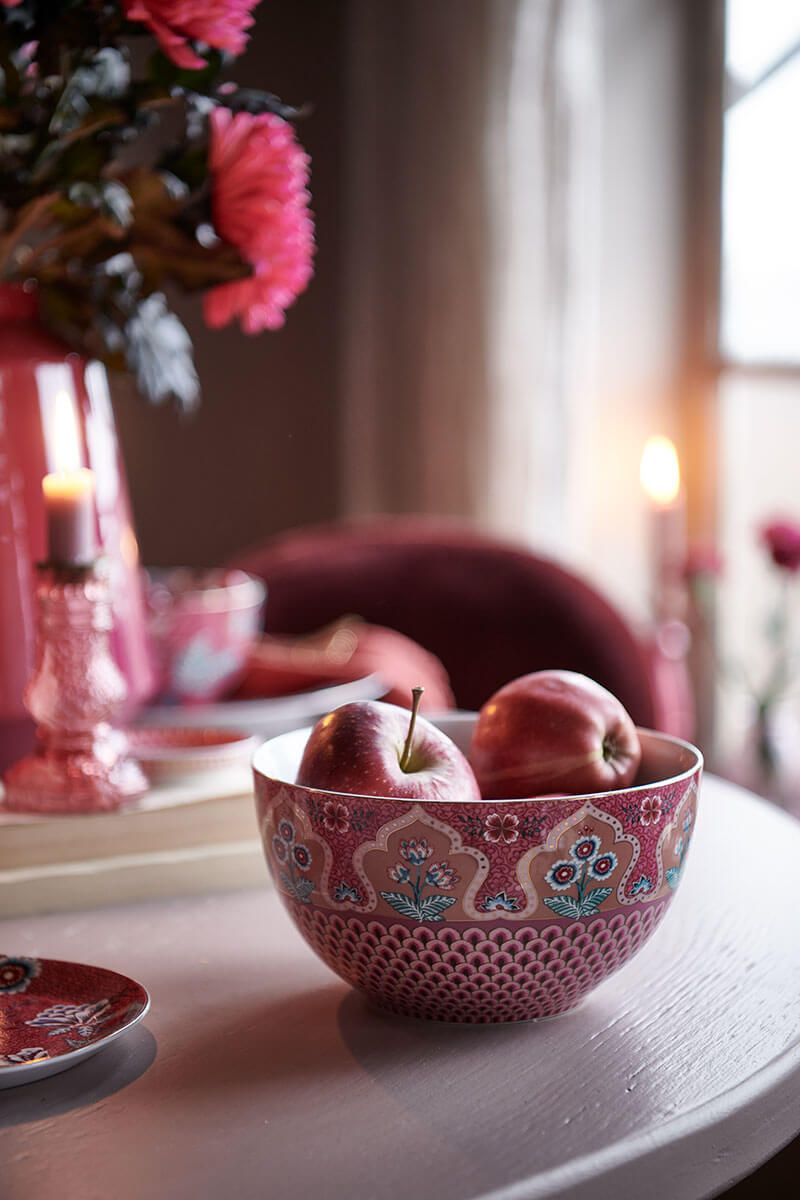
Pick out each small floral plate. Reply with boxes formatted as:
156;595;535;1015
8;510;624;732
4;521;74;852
0;955;149;1089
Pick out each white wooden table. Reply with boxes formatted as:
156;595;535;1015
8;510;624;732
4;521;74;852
2;775;799;1200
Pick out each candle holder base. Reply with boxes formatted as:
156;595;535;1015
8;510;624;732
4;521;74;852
1;563;148;815
3;731;147;815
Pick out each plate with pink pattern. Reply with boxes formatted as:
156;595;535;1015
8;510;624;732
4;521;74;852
0;955;150;1089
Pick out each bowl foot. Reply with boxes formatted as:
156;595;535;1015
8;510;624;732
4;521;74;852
363;991;589;1026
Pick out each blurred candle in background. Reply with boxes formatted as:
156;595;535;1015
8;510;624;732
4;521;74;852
42;391;97;567
640;434;686;622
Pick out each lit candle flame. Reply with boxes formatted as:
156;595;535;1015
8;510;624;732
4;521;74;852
640;435;681;507
48;391;84;475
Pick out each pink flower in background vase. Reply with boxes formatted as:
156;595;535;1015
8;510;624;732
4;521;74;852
761;520;800;573
204;107;314;334
123;0;259;71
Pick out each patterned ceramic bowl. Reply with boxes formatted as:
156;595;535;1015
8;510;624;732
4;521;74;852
253;715;702;1024
146;568;265;705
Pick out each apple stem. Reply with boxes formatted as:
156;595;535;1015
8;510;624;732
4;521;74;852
400;686;425;772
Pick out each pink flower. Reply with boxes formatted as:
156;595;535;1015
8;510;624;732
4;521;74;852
123;0;259;71
640;795;662;826
204;107;314;334
761;520;800;573
483;812;520;844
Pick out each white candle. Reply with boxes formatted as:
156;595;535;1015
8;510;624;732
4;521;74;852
42;391;97;567
640;435;686;621
42;467;97;566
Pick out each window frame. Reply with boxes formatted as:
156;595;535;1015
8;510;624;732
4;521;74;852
679;0;800;550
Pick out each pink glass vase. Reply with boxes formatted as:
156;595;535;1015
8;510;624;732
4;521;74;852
0;285;156;771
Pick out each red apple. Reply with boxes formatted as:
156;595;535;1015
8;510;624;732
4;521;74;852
470;670;641;798
296;688;481;801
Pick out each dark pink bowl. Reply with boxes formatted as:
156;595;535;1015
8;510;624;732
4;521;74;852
253;714;702;1023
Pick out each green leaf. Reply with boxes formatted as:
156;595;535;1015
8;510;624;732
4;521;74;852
50;49;130;134
579;887;612;915
65;181;133;228
218;87;303;121
161;145;209;194
543;896;581;919
124;293;199;410
125;168;185;217
380;891;423;920
34;134;108;184
417;894;457;922
130;237;248;293
147;47;223;95
99;182;133;228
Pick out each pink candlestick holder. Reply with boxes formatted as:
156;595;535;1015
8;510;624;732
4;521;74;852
2;561;147;814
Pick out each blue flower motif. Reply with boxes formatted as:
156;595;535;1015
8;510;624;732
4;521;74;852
674;835;684;858
0;956;41;995
388;863;411;884
570;835;601;863
481;891;521;913
589;851;618;880
292;843;312;871
278;819;295;845
630;874;654;895
545;860;580;891
683;811;693;833
334;882;362;904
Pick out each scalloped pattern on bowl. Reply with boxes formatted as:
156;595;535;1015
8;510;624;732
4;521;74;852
292;903;668;1023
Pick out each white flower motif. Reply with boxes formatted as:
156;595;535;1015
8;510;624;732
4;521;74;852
483;813;520;844
640;795;663;826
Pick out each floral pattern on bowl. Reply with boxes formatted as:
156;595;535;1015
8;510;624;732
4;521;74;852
253;719;702;1023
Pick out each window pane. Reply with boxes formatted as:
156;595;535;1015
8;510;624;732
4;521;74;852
721;7;800;363
726;0;800;87
717;372;800;756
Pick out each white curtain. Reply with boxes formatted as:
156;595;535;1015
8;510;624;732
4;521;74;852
341;0;599;550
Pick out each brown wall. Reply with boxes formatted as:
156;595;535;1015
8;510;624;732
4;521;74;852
115;0;345;567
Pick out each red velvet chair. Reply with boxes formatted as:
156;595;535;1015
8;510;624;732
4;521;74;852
233;517;685;731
